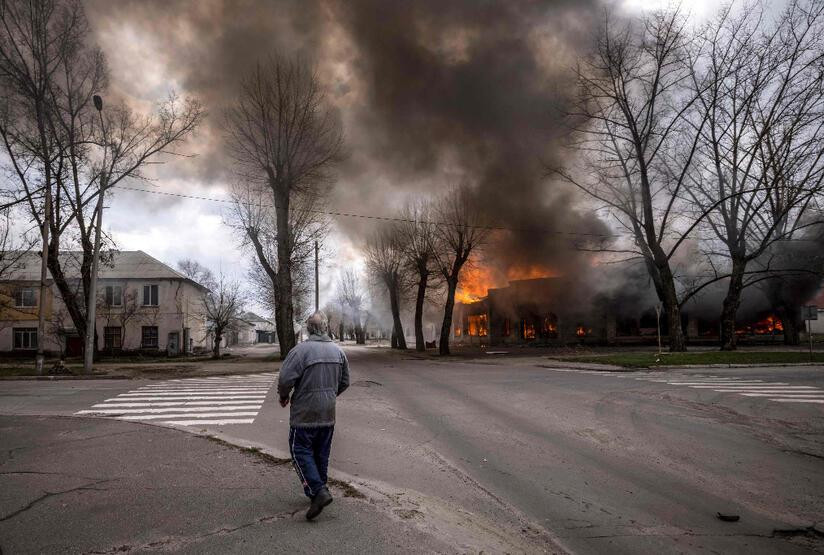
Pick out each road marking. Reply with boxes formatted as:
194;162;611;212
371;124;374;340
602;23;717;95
545;369;823;407
103;396;267;401
665;380;767;383
689;386;816;390
76;373;278;427
121;411;260;420
739;393;824;397
77;406;261;414
632;374;823;406
92;400;264;407
162;419;255;425
118;390;268;396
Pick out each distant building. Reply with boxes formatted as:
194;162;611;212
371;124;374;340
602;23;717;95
0;251;210;356
238;312;277;344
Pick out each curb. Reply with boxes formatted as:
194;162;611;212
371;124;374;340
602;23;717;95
657;362;824;369
0;374;132;381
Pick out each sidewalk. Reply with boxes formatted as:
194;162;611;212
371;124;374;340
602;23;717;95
0;416;449;554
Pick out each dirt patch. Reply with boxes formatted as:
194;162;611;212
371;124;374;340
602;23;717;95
394;508;424;520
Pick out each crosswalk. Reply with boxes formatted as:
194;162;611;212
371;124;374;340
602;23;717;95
76;372;278;426
633;375;824;404
541;367;823;405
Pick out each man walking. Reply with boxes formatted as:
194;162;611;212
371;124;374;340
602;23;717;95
278;312;350;520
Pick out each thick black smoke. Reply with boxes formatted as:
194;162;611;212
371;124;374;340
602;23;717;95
328;0;610;277
86;0;610;281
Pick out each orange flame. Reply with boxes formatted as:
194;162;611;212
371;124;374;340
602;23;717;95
740;315;785;335
456;264;559;304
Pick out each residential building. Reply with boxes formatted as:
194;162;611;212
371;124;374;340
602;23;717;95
238;312;276;344
0;251;211;356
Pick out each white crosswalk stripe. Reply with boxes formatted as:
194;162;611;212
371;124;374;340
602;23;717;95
633;374;824;405
75;372;278;426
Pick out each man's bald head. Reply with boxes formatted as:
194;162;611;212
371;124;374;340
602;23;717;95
306;311;329;336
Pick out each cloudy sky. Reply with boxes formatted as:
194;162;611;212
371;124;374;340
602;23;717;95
83;0;721;314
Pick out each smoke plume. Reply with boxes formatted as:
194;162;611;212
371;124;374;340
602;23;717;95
86;0;610;282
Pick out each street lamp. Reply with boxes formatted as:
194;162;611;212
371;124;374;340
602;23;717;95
83;95;107;373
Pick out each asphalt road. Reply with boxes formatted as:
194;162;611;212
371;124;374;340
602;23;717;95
2;347;823;554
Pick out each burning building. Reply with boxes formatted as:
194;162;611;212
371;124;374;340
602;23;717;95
453;277;613;346
452;274;805;347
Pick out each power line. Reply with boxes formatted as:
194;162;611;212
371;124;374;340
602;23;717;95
110;184;622;239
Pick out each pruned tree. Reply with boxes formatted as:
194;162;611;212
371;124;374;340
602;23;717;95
230;181;326;343
337;269;366;344
365;225;408;349
201;273;244;358
684;0;824;350
224;55;343;359
397;200;437;351
553;8;708;352
0;0;203;360
432;184;489;355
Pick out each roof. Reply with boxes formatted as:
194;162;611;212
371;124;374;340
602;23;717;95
240;311;274;324
1;250;201;287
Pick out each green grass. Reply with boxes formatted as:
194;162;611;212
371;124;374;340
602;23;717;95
552;351;824;368
0;366;44;377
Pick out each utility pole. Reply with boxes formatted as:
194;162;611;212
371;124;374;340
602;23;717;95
314;240;319;312
84;95;106;374
35;187;51;375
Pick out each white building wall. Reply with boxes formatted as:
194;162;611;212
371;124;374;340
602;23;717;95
0;278;210;354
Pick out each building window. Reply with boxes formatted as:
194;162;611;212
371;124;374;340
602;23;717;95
468;314;488;337
141;326;159;348
104;326;122;350
105;285;123;307
142;285;158;306
13;328;37;350
14;288;37;308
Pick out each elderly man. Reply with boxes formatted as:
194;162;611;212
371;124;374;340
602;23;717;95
277;311;350;521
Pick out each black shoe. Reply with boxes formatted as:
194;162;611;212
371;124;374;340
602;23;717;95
306;487;333;521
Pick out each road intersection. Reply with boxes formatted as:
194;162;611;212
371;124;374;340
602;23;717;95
2;347;823;553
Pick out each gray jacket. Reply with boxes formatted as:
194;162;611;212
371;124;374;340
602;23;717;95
277;334;350;428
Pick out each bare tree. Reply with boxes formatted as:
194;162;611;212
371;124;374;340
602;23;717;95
201;273;244;358
177;259;215;288
0;0;203;359
230;180;327;343
397;200;437;351
432;184;489;355
365;225;408;349
337;269;366;344
224;56;343;359
684;1;824;350
553;9;709;352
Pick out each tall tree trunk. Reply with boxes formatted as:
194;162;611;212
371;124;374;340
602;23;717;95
46;246;88;353
213;329;222;358
274;186;296;359
354;315;365;344
720;258;747;351
439;278;457;356
659;269;686;352
389;281;406;349
778;302;802;346
414;270;428;351
391;330;397;348
641;242;686;352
